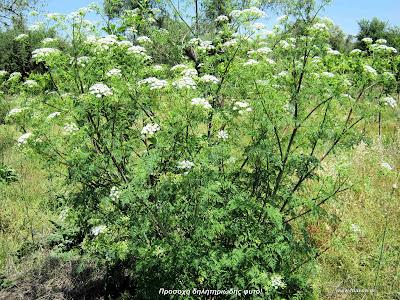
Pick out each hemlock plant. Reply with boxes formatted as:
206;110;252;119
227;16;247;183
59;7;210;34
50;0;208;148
3;0;398;298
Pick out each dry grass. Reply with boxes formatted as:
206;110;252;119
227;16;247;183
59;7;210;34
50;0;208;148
0;250;106;300
312;123;400;299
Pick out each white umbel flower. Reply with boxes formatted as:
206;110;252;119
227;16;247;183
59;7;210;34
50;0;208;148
382;96;397;108
109;186;120;201
63;123;79;135
200;75;219;84
217;130;228;139
270;274;286;290
141;123;160;136
46;111;61;120
32;48;61;62
8;108;22;116
177;160;195;169
191;98;212;109
92;225;107;236
180;68;198;77
363;65;377;75
106;69;122;77
89;83;113;98
23;80;38;88
127;45;147;55
17;133;33;146
138;77;168;90
172;76;196;89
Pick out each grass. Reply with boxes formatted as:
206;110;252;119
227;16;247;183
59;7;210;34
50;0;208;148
311;122;400;299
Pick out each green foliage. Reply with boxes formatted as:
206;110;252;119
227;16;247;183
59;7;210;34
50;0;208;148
355;17;400;50
5;0;399;298
0;272;14;289
0;24;59;78
328;24;354;53
0;0;40;27
0;163;18;183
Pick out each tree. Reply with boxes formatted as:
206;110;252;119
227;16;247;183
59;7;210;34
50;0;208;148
328;24;354;53
355;17;389;50
0;0;39;27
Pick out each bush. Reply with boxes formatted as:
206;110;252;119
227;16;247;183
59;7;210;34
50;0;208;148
10;2;398;298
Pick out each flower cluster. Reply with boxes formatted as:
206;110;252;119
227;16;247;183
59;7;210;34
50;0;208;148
215;15;229;22
189;38;215;53
153;65;163;71
362;37;373;44
8;72;21;81
350;49;362;55
109;186;120;201
181;68;198;77
321;72;334;78
89;83;113;97
46;111;61;120
15;34;29;41
28;24;40;31
279;40;295;49
191;98;212;109
42;38;56;44
141;123;160;136
8;108;22;116
76;56;90;67
233;101;251;114
222;39;238;47
32;48;61;62
243;59;259;66
370;43;397;54
177;160;195;169
106;69;122;77
45;13;60;20
200;75;219;84
252;22;267;30
0;70;8;77
170;64;188;71
276;15;288;22
23;80;38;88
127;45;147;56
96;35;118;51
137;36;152;43
172;77;196;89
63;123;79;135
255;47;273;54
312;23;328;31
270;274;286;290
217;130;228;139
118;40;133;48
229;7;267;19
363;65;377;76
17;133;33;146
92;225;107;236
327;48;340;55
138;77;168;90
382;96;397;108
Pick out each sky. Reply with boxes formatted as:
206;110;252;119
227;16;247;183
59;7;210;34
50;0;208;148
39;0;400;36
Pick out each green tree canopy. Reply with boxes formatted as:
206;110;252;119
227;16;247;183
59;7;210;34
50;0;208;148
0;0;39;27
